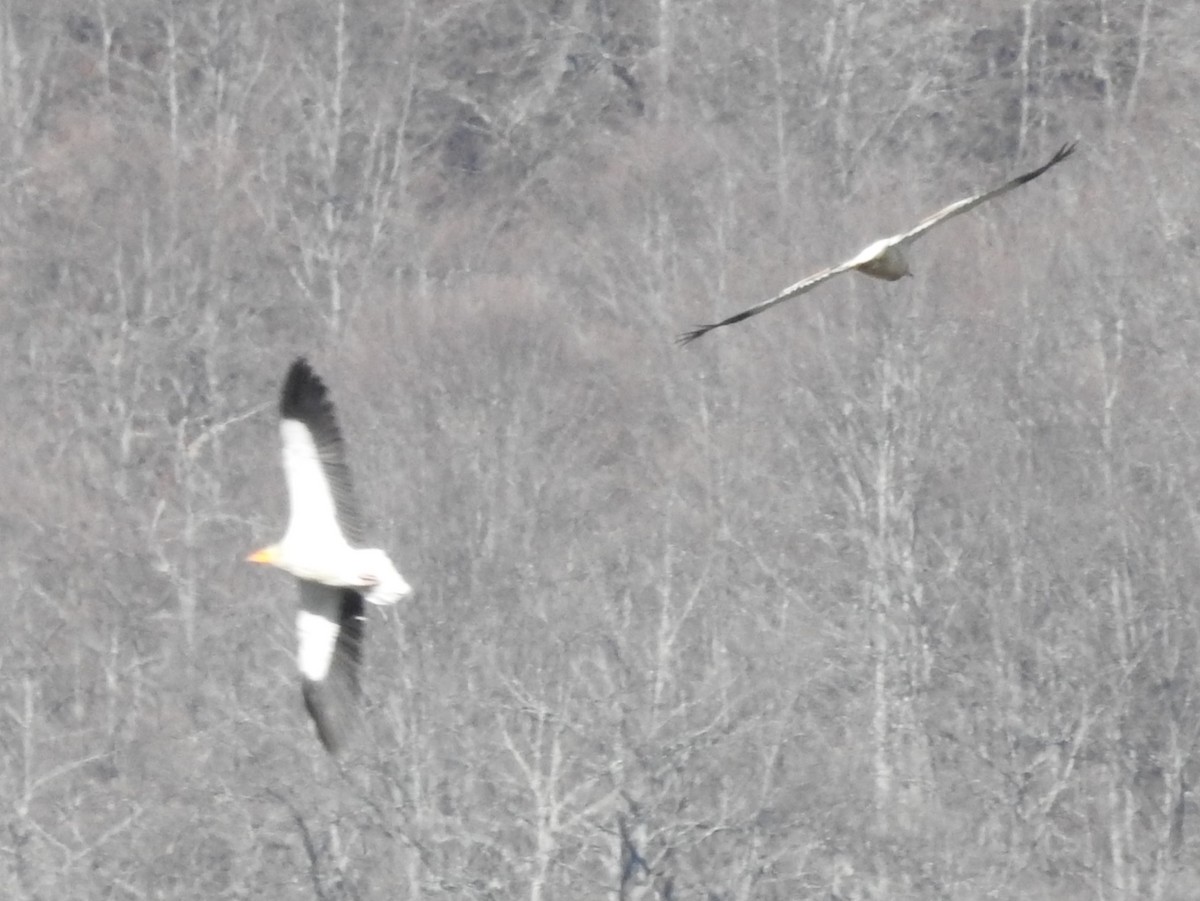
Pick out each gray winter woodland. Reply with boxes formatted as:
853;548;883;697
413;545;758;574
3;1;1196;899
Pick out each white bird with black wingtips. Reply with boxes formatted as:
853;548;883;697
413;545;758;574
678;142;1076;344
247;357;412;754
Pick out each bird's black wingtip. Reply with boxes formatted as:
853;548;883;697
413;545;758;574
302;680;346;755
280;357;330;419
1052;141;1078;164
676;325;713;346
1013;140;1078;189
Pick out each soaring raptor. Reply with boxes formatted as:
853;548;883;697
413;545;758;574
678;143;1076;344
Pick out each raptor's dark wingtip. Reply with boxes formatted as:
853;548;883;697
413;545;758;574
1012;141;1078;189
676;325;713;346
1053;141;1078;164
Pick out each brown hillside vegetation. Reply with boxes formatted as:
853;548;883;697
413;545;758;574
3;1;1199;899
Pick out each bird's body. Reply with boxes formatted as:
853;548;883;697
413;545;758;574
678;142;1076;344
248;358;412;754
850;241;911;281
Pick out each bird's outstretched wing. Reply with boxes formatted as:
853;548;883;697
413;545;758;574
279;358;362;546
892;142;1076;247
296;580;365;755
676;258;862;345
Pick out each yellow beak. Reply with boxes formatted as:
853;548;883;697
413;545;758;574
246;546;279;564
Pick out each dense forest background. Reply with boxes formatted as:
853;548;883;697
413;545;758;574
3;0;1199;898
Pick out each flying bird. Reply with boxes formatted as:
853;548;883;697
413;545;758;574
247;358;412;754
678;142;1076;344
